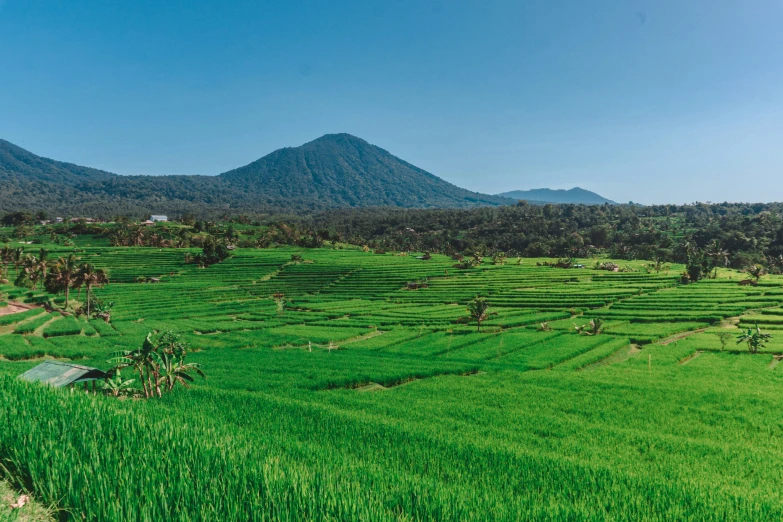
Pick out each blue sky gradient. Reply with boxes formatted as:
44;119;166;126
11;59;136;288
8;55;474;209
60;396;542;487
1;0;782;204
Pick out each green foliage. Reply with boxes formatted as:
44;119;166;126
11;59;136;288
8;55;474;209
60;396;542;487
109;331;204;398
574;318;603;336
12;311;57;334
101;369;136;397
466;296;490;332
736;324;772;354
42;316;83;337
188;235;232;267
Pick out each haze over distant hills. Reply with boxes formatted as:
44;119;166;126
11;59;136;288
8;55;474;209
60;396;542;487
0;134;513;216
497;187;616;205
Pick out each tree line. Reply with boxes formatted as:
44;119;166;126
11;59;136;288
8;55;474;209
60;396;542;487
4;201;783;278
0;247;110;319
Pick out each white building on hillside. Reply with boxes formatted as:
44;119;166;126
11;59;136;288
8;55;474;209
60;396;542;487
150;215;168;222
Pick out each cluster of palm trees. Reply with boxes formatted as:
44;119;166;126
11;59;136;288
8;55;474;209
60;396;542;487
0;247;109;315
0;245;26;283
108;332;205;399
453;252;484;270
108;224;188;248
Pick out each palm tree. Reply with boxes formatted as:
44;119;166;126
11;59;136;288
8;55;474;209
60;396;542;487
11;247;24;280
37;248;49;273
0;245;12;279
706;240;729;268
746;264;767;284
132;226;146;247
46;254;80;309
467;296;490;332
492;252;507;265
19;254;41;289
737;324;771;354
76;263;109;317
21;249;50;291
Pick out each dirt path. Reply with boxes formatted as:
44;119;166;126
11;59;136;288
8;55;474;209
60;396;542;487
356;382;387;392
0;301;39;317
720;318;741;329
769;355;782;370
354;369;482;392
660;329;706;345
342;330;384;345
32;315;61;337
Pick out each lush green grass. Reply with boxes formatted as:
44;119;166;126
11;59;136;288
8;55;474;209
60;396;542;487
1;245;783;520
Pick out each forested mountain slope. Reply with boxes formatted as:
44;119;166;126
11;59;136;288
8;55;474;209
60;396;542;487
0;135;511;215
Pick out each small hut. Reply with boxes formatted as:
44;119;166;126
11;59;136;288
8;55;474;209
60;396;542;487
18;361;106;391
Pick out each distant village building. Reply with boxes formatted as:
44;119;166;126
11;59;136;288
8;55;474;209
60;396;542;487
150;215;168;222
55;217;63;223
18;361;106;391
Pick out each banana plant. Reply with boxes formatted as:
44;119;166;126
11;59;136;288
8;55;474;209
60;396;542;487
737;324;771;354
155;349;206;393
101;369;137;398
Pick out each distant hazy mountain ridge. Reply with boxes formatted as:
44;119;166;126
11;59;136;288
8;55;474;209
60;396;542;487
497;187;616;205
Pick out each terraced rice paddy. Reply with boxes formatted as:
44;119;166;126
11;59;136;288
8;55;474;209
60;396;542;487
2;244;783;520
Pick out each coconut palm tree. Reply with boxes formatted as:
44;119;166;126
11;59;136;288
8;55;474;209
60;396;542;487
11;247;24;279
706;240;729;268
0;245;13;279
46;254;80;309
746;264;767;284
132;226;146;247
76;263;109;317
37;248;49;272
467;296;490;332
18;254;41;289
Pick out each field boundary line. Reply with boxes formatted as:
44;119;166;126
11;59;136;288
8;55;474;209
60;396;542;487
659;328;706;345
678;350;702;365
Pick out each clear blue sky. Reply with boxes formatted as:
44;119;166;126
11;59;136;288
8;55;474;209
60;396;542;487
2;1;782;204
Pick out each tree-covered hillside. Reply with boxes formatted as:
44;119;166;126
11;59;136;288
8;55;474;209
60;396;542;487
219;134;510;208
0;135;510;215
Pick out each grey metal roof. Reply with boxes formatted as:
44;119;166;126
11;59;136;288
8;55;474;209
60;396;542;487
18;361;106;388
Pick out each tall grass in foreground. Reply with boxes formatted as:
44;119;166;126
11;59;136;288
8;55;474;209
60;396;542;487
1;377;780;521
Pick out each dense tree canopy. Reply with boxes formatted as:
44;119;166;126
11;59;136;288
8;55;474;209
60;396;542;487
4;201;783;276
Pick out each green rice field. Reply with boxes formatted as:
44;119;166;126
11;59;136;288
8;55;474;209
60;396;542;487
2;244;783;520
